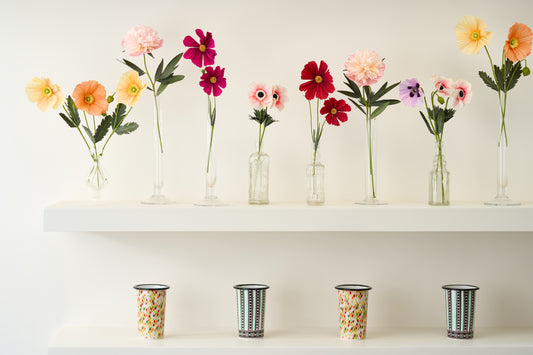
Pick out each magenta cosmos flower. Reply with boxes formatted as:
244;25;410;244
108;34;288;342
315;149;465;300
183;29;217;68
299;60;335;100
450;79;472;108
200;66;226;96
248;83;271;108
122;25;163;56
320;98;351;126
399;78;424;107
344;50;385;87
271;85;288;111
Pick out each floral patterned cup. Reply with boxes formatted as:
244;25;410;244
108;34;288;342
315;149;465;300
134;284;169;339
335;284;372;340
233;284;269;338
442;284;479;339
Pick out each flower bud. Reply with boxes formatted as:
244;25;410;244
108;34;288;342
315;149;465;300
523;66;531;76
107;95;114;103
438;96;445;104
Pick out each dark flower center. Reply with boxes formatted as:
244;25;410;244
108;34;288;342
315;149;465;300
439;85;445;90
199;44;207;52
407;83;421;98
273;93;279;100
459;90;464;98
315;75;323;83
256;90;265;99
210;76;217;84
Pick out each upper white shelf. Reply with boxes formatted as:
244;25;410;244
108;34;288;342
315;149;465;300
43;201;533;232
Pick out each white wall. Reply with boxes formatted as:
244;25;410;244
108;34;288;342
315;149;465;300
1;0;533;353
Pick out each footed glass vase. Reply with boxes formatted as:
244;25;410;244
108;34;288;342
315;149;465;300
195;122;226;206
306;146;325;205
357;117;385;205
87;153;107;199
248;149;270;205
142;99;173;205
429;140;449;206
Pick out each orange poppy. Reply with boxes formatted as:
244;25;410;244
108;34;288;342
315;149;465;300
505;23;533;62
72;80;108;116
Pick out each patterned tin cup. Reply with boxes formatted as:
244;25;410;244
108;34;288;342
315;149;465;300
134;284;169;339
335;284;372;340
233;284;269;338
442;284;479;339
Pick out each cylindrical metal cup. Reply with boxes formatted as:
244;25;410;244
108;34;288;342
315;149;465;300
335;284;372;340
442;284;479;339
234;284;269;338
134;284;169;339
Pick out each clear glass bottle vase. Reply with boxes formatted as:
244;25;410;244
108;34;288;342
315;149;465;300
248;147;270;205
195;122;226;206
357;117;385;205
87;152;107;199
428;140;450;206
306;145;325;205
142;98;173;204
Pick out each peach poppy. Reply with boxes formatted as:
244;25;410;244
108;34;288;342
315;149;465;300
116;70;147;106
505;23;533;62
25;77;65;112
455;16;493;55
72;80;109;116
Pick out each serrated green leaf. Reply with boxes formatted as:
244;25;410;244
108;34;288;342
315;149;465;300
121;59;145;76
419;111;434;135
506;61;522;91
115;122;139;135
154;59;164;82
493;64;505;91
348;98;366;115
436;108;445;135
369;102;389;120
156;83;168;96
66;96;80;126
111;104;128;129
82;125;95;143
59;113;77;128
158;75;185;85
478;71;499;91
444;108;456;123
94;116;112;143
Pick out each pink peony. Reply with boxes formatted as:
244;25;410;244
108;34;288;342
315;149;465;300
450;79;472;108
431;76;453;97
271;85;288;111
344;50;385;87
248;83;271;108
122;26;163;56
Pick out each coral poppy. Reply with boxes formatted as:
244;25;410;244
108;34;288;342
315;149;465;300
299;60;335;100
248;83;271;108
25;77;65;112
122;25;163;56
271;85;288;111
399;78;424;107
344;50;385;87
504;23;533;62
450;79;472;108
72;80;109;116
455;16;494;55
116;70;147;107
183;29;217;68
199;66;226;97
320;98;351;126
431;76;453;97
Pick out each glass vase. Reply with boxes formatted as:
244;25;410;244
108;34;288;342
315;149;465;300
356;117;385;205
142;99;173;205
485;114;520;206
87;152;107;199
428;140;449;206
306;145;325;205
248;148;270;205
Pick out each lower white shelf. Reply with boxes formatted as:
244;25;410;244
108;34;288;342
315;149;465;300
49;326;533;354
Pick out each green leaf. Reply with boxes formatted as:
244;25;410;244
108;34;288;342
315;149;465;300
94;115;112;143
419;111;434;135
82;125;95;143
338;90;358;99
372;81;400;102
444;108;456;123
348;98;366;115
343;74;361;98
369;102;389;120
112;103;128;129
370;99;401;107
478;70;499;91
154;59;164;82
156;83;168;96
115;122;139;135
506;61;522;91
159;52;183;80
59;113;77;128
493;64;505;91
121;59;145;76
210;106;216;126
147;52;154;59
436;108;445;135
66;96;80;126
158;75;185;85
363;86;371;101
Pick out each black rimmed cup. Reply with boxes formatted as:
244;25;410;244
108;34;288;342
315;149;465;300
335;284;372;340
233;284;269;338
442;284;479;339
134;284;170;339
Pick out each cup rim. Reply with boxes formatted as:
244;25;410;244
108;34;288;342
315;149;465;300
233;284;270;290
442;284;479;291
133;284;170;291
335;284;372;291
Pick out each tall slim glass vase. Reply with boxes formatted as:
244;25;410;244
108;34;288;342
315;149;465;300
356;117;385;205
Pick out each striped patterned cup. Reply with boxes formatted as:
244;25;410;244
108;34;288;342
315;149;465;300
233;284;269;338
134;284;169;339
335;284;372;340
442;284;479;339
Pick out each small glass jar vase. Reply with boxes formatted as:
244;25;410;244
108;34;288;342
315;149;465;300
428;140;449;206
248;150;270;205
87;152;107;199
307;146;325;205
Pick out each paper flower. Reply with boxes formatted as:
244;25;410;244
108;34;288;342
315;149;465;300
450;79;472;108
455;16;494;55
183;29;217;68
72;80;109;116
116;70;147;107
344;50;385;87
320;98;351;126
248;83;271;108
271;85;288;111
122;26;163;56
431;76;453;97
505;23;533;62
299;60;335;100
200;66;226;97
26;77;65;112
399;78;424;107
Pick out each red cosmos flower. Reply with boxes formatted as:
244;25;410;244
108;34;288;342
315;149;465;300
299;60;335;100
200;66;227;96
320;98;351;126
183;29;217;68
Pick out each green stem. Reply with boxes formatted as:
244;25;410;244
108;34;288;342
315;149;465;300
484;46;508;147
206;95;216;174
363;88;376;199
63;105;92;154
101;106;133;154
143;54;163;153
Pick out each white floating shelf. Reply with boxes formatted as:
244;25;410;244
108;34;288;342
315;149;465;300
43;201;533;232
49;326;533;355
